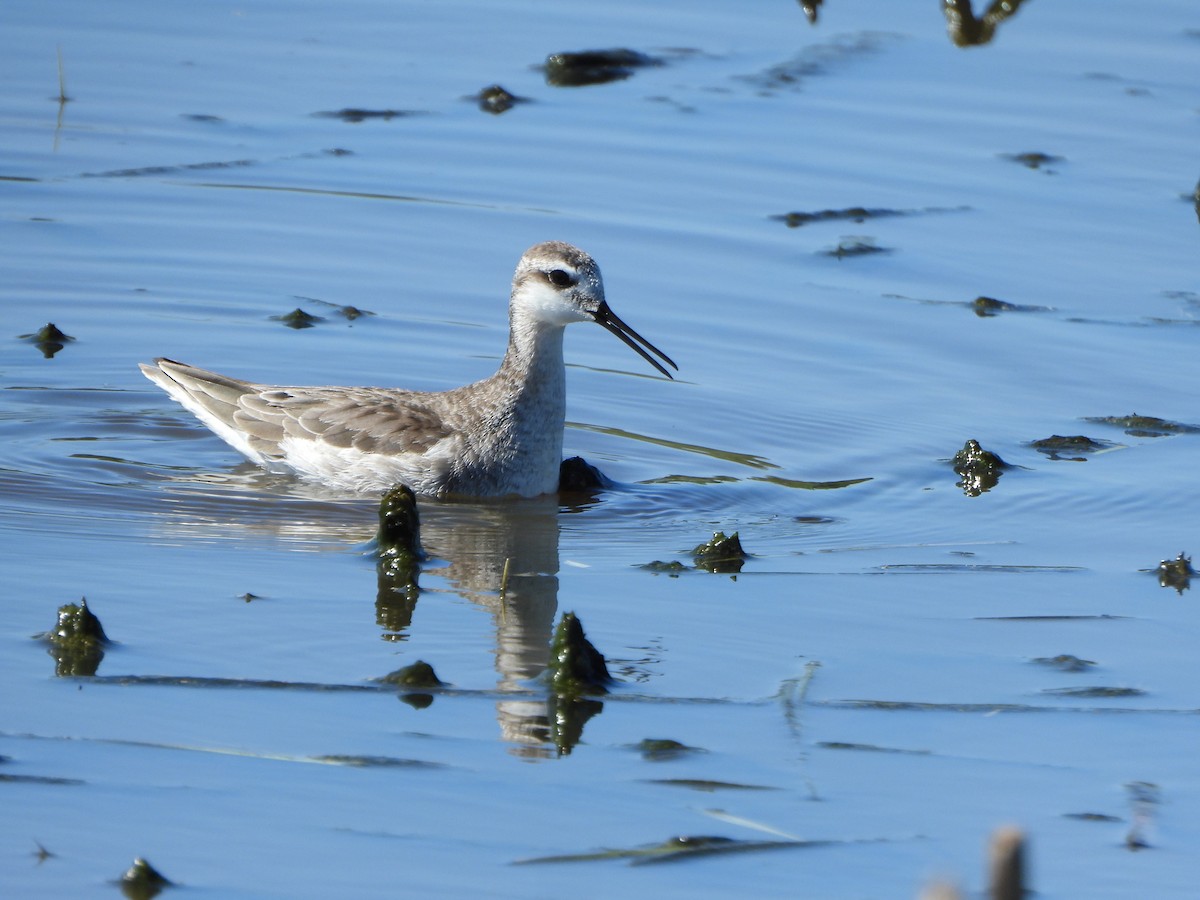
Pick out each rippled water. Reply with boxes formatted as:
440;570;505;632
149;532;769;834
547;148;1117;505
3;1;1200;897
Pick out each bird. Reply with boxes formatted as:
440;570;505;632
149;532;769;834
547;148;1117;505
140;241;677;497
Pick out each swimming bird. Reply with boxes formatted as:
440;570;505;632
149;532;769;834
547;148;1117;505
140;241;677;497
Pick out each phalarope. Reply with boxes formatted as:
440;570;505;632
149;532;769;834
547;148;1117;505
140;241;677;497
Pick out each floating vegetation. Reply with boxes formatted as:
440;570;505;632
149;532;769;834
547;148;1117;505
515;833;828;866
771;205;967;229
884;564;1084;575
474;84;528;114
633;738;704;761
1031;654;1096;672
952;439;1009;496
945;0;1030;47
271;307;324;329
375;485;422;629
42;596;110;677
1002;151;1063;170
821;236;890;258
312;108;420;123
1083;413;1200;437
376;484;424;563
19;322;74;358
643;778;778;792
640;560;687;577
1063;812;1122;823
294;295;376;321
309;754;436;768
543;615;610;754
119;857;173;899
797;0;823;24
82;158;259;179
772;206;902;228
970;295;1045;317
691;531;748;574
0;772;84;786
1155;551;1194;593
1028;434;1114;460
378;660;443;689
548;612;612;697
750;474;872;490
820;695;1188;714
543;49;661;87
1041;686;1145;699
817;741;930;755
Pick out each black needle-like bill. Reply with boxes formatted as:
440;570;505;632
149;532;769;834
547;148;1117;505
592;301;678;380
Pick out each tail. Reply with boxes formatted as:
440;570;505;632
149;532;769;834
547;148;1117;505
140;358;282;466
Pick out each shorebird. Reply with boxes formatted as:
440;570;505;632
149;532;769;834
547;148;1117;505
140;241;677;497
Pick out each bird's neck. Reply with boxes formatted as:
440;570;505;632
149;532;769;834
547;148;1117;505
497;312;568;415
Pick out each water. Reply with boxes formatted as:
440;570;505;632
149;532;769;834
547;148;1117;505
3;1;1199;896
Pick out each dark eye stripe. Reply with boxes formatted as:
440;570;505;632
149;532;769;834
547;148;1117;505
547;269;574;287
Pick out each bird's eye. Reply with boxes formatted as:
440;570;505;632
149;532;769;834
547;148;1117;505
547;269;574;287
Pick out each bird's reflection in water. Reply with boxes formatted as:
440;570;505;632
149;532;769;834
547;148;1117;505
151;472;607;757
415;497;582;758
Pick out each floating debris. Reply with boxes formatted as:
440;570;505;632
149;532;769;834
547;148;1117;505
32;840;56;863
817;741;930;755
692;531;747;574
821;237;890;258
378;660;443;689
271;308;324;329
44;597;109;677
19;322;74;358
239;592;263;603
376;484;424;563
1156;551;1194;593
973;296;1017;316
771;206;903;228
180;113;223;123
516;833;827;866
1002;151;1063;170
640;560;687;577
475;84;528;114
1028;434;1113;461
311;108;419;123
292;295;375;320
945;0;1029;47
308;754;438;768
1041;686;1145;699
1084;413;1200;437
119;857;173;899
952;439;1009;496
798;0;823;24
644;778;778;792
375;485;422;630
543;48;661;87
1031;654;1096;672
633;738;703;762
548;612;611;696
1063;812;1121;823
